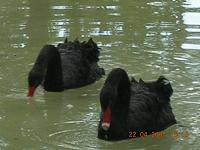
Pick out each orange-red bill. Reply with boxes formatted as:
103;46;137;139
27;86;36;97
101;107;111;131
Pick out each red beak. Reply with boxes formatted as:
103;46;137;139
101;107;111;131
27;86;36;97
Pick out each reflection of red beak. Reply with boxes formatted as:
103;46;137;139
101;107;111;131
27;86;36;97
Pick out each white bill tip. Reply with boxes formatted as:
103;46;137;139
102;122;110;131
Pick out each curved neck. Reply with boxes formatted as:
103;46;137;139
101;68;131;125
108;68;131;109
33;45;63;91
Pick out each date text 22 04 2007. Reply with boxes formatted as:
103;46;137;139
128;130;189;138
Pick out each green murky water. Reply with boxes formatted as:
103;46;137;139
0;0;200;149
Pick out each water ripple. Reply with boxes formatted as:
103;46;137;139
183;12;200;25
181;43;200;50
183;0;200;8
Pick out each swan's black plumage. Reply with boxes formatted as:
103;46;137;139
98;68;176;141
28;38;105;97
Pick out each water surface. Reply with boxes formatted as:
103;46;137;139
0;0;200;149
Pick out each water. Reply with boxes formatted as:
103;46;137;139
0;0;200;149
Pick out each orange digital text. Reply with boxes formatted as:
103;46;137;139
128;130;190;138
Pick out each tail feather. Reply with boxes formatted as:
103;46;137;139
80;38;100;63
156;76;173;103
59;38;101;63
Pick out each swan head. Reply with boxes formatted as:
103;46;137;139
27;70;43;97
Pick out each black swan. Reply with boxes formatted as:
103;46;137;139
98;68;176;141
28;38;105;97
